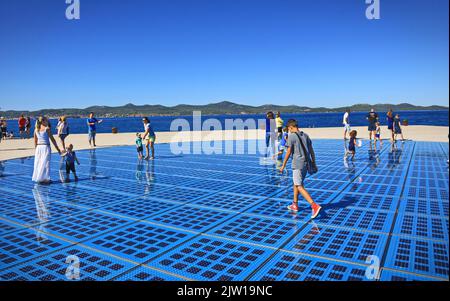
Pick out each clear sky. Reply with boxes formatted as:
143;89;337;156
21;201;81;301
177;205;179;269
0;0;448;111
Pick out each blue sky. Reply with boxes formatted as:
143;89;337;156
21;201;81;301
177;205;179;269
0;0;448;110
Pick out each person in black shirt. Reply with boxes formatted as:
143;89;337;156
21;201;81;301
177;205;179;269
366;108;379;141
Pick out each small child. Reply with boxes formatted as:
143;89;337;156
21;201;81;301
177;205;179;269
275;127;289;160
62;144;80;182
136;133;144;159
374;122;383;150
345;130;360;161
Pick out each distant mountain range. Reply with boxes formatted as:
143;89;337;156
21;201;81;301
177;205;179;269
0;101;448;118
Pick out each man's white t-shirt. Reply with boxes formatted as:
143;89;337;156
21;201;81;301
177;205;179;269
343;112;349;125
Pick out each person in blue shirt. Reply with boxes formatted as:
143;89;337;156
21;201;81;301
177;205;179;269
344;130;362;161
87;112;103;148
275;127;289;160
61;144;80;182
386;109;395;142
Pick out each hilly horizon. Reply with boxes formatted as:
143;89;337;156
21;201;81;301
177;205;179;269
0;101;448;118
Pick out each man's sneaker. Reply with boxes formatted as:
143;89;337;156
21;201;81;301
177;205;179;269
287;203;299;212
311;204;322;219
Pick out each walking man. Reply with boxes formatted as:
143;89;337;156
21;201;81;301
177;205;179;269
87;112;103;148
343;109;351;140
280;119;322;219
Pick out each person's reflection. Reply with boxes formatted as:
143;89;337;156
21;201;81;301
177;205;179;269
32;184;50;243
368;142;381;171
343;139;357;180
89;149;98;180
343;138;349;159
289;221;320;251
0;161;5;177
58;158;66;183
343;156;356;182
135;159;144;183
388;140;403;168
144;160;155;195
262;158;280;187
63;178;79;206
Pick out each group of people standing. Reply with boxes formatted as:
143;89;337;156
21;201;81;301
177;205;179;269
30;112;157;185
0;115;32;141
31;113;96;185
342;108;406;159
18;115;32;139
343;108;404;143
31;116;80;184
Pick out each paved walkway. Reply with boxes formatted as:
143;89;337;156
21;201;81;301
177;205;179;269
0;139;448;280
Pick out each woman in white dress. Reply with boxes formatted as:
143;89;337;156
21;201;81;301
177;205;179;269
32;117;62;184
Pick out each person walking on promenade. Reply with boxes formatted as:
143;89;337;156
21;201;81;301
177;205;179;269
386;109;395;142
1;118;8;141
18;114;27;139
87;112;103;148
366;108;379;142
0;118;3;142
32;116;62;184
25;116;32;139
264;111;277;157
393;114;405;142
57;116;69;150
142;117;156;160
279;119;322;219
275;112;284;139
344;130;362;161
343;109;351;140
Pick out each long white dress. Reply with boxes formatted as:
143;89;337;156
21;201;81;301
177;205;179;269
32;128;52;183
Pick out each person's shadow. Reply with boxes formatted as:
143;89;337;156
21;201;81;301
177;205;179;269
156;155;184;159
313;195;359;220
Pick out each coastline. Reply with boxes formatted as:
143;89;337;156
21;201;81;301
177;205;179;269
1;108;448;122
0;125;448;161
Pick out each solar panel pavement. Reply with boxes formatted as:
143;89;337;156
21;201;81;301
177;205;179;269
0;139;448;281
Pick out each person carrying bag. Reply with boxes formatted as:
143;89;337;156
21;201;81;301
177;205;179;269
294;131;318;175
